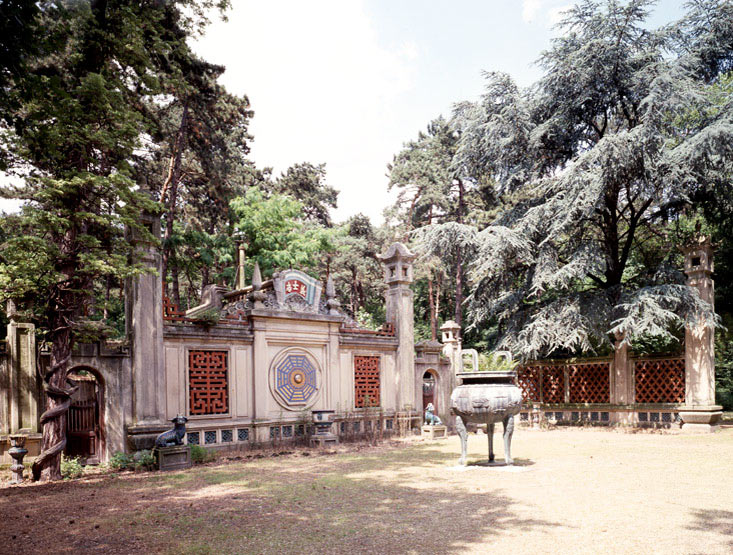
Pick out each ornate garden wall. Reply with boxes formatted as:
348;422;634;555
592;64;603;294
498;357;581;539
516;356;686;426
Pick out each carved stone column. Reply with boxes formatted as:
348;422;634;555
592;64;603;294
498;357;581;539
125;211;166;439
379;243;417;412
679;236;722;432
6;306;39;433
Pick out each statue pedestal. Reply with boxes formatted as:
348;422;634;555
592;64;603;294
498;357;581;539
421;425;447;439
155;445;192;471
680;406;722;433
310;434;338;448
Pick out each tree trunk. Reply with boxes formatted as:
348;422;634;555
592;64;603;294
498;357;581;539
428;275;437;340
171;260;181;309
103;274;110;320
435;274;441;330
161;102;189;301
33;241;78;481
351;267;359;315
454;179;465;335
201;265;209;290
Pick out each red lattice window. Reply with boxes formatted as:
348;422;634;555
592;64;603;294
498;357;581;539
189;350;229;415
635;358;685;403
517;366;541;402
568;362;610;403
541;365;566;404
354;356;380;408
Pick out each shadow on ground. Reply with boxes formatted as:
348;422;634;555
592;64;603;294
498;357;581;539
0;442;561;554
687;509;733;551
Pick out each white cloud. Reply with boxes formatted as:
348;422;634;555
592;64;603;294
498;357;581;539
522;0;545;22
193;1;414;224
549;4;573;27
523;0;572;28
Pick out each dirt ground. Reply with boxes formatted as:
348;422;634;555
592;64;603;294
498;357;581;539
1;427;732;554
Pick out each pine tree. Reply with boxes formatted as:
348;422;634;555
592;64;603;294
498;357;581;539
273;162;338;227
0;0;228;481
458;0;729;360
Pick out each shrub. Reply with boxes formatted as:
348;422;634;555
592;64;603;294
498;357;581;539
109;451;133;471
133;449;156;471
190;445;215;464
60;455;83;479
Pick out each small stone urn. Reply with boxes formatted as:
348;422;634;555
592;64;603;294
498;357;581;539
9;434;28;484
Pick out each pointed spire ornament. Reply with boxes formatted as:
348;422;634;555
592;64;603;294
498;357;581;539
249;261;266;309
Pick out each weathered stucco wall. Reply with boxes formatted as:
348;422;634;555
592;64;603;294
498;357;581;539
161;313;400;445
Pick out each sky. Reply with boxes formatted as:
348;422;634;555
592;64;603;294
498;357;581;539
1;0;687;221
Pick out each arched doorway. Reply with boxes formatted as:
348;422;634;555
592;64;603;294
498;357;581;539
422;370;437;413
65;367;105;464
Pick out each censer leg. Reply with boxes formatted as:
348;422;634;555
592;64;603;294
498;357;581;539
456;415;468;466
503;415;515;465
488;423;495;463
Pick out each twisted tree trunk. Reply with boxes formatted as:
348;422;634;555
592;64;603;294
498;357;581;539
32;277;78;481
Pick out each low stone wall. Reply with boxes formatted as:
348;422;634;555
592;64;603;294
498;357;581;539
517;405;683;429
178;410;420;451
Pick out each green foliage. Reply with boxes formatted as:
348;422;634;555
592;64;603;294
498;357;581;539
274;162;338;227
60;455;83;480
716;315;733;411
109;451;133;471
230;187;340;277
192;307;222;326
190;445;215;464
478;353;519;372
462;352;519;372
133;450;157;472
327;214;385;322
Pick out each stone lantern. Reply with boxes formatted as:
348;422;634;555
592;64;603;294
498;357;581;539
679;236;722;432
440;320;463;378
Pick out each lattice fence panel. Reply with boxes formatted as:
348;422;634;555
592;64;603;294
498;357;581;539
354;355;380;408
189;350;229;415
634;358;685;403
568;362;610;403
517;366;541;402
541;365;566;404
162;284;193;323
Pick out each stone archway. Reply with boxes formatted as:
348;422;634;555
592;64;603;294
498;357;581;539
66;366;105;464
422;370;438;414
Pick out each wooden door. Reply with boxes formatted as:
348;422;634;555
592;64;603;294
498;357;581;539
66;374;102;464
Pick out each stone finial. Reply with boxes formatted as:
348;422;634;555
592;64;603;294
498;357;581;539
250;261;266;309
378;242;416;286
236;242;247;290
6;299;19;322
252;261;262;289
325;275;341;315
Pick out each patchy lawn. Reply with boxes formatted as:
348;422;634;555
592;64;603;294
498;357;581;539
2;428;733;554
